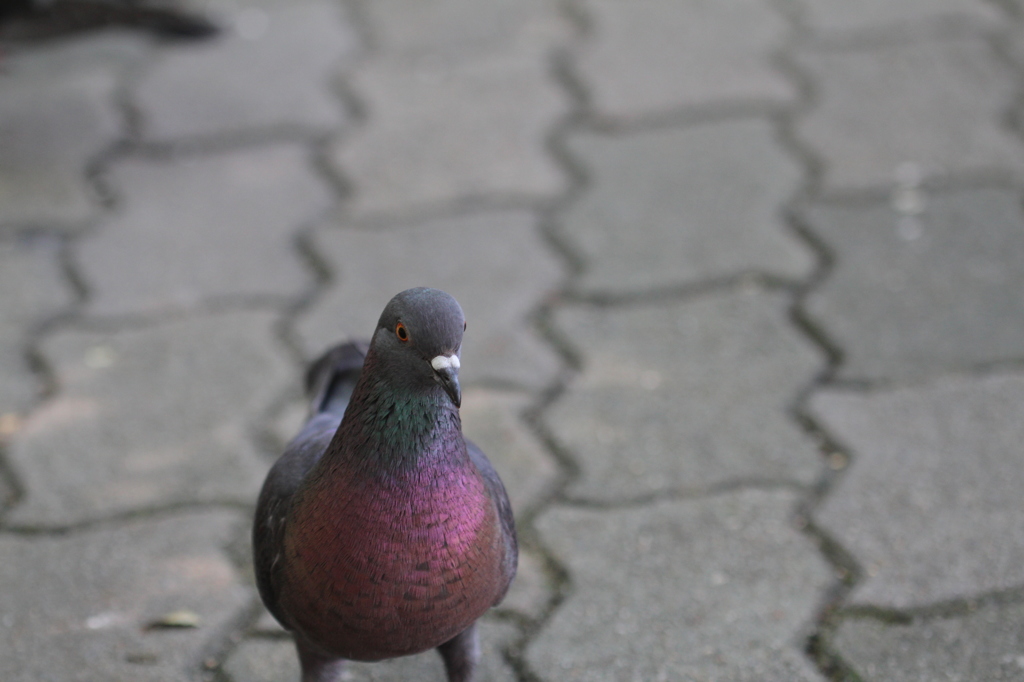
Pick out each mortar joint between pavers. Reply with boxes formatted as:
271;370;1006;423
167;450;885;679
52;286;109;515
504;11;607;679
499;528;576;682
986;0;1023;20
0;442;27;523
762;23;876;681
807;583;1024;682
814;359;1024;396
805;629;867;682
548;43;592;117
765;0;805;29
0;499;253;537
988;41;1024;154
195;597;267;682
566;271;804;307
770;59;831;200
265;195;354;369
50;297;314;339
303;132;354;204
839;583;1024;625
558;0;593;38
0;228;98;526
798;518;868;682
560;477;810;511
113;49;151;145
111;127;344;162
788;15;1002;53
540;116;594;280
579;98;804;138
338;0;381;56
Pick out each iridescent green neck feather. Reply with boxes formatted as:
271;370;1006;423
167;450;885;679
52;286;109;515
324;351;463;474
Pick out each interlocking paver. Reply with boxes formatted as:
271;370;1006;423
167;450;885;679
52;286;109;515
224;620;518;682
296;210;563;389
793;37;1024;192
802;188;1024;381
461;387;559;515
834;603;1024;681
361;0;568;57
79;144;329;315
1001;25;1024;73
334;50;568;217
0;237;72;415
0;510;250;682
6;311;293;526
526;490;830;681
0;54;121;229
135;1;357;141
498;547;551;619
810;373;1024;608
572;0;794;122
546;290;822;502
792;0;999;36
559;121;812;295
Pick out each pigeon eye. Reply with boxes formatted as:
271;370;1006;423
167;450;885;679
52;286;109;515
395;322;410;343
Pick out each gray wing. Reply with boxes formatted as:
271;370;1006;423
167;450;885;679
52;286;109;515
253;413;341;629
252;342;367;629
466;438;518;605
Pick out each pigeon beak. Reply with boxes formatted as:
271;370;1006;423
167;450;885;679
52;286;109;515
434;367;461;408
430;355;462;408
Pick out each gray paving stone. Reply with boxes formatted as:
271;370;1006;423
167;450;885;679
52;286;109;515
526;490;830;681
560;121;812;295
802;188;1024;381
0;469;13;514
360;0;568;58
1;31;150;73
253;607;287;635
793;0;999;36
0;57;121;229
498;546;551;619
79;144;329;315
224;620;518;682
793;37;1024;192
546;290;822;502
833;602;1024;682
810;373;1024;608
0;509;251;682
1002;24;1024;72
296;210;563;389
573;0;795;122
265;396;309;456
334;50;568;217
461;388;559;515
135;1;357;141
0;237;72;415
6;311;294;526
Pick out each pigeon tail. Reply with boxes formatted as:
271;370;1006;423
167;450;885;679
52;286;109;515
304;341;368;419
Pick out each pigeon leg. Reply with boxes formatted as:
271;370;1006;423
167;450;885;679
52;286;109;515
295;637;347;682
437;622;481;682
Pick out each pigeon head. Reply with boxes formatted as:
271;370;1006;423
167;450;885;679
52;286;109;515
369;287;466;408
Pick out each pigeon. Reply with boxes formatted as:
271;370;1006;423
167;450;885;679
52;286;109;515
253;287;518;682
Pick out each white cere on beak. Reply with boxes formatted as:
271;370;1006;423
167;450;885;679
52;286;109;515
431;355;460;371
